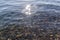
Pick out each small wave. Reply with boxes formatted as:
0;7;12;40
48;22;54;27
0;0;60;29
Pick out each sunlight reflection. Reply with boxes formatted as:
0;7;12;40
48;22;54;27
23;4;32;15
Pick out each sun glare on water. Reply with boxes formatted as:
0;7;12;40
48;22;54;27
23;4;32;15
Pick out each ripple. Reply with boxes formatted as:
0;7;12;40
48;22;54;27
0;0;60;29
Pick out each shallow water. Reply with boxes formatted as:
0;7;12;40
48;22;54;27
0;0;60;29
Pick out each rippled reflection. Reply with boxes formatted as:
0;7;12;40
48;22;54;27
23;4;32;15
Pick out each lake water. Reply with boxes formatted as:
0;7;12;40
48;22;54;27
0;0;60;29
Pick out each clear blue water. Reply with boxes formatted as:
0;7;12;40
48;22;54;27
0;0;60;29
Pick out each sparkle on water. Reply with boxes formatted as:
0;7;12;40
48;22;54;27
24;4;32;15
